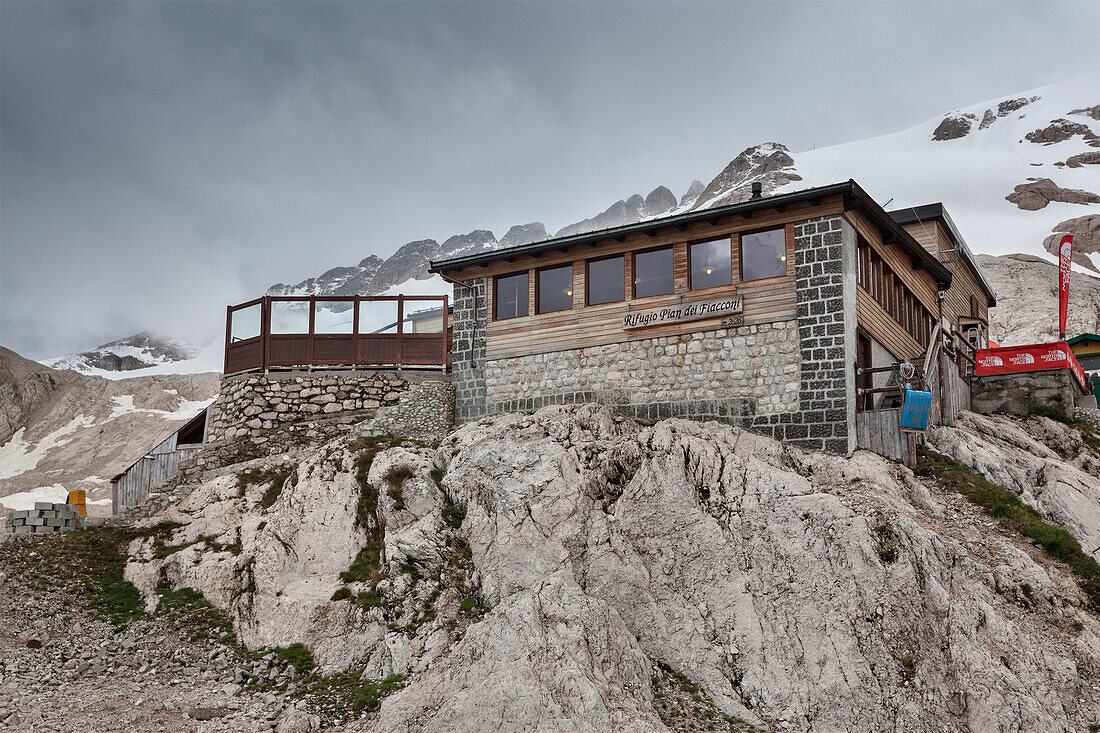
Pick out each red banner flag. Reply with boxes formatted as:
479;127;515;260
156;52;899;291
1058;234;1073;339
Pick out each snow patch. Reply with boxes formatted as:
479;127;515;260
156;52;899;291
0;485;70;512
0;415;96;480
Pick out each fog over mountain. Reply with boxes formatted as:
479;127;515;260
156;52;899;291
3;2;1098;359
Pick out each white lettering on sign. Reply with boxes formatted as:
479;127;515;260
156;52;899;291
622;295;744;330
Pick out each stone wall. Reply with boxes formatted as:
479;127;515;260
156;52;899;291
483;321;800;423
207;369;447;444
787;214;858;454
357;379;456;440
972;370;1079;419
451;279;488;424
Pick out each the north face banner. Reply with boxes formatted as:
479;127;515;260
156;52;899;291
975;340;1089;392
1058;234;1073;339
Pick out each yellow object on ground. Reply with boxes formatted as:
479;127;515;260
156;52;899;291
67;489;87;517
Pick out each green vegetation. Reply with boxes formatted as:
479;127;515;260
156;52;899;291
237;464;298;509
272;642;316;674
899;656;916;686
429;467;445;486
383;464;415;510
308;671;407;722
916;448;1100;609
156;581;237;644
348;434;403;528
650;661;759;732
331;587;353;601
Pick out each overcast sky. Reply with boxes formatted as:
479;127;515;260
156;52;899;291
2;1;1097;359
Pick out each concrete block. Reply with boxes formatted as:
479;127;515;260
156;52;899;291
26;518;45;526
48;518;65;528
33;525;52;533
10;510;30;520
34;502;53;511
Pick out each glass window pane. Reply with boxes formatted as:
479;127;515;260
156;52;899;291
538;266;574;313
740;228;787;281
315;301;355;333
358;301;399;334
229;303;261;342
689;239;731;290
587;256;625;305
270;301;310;334
402;299;446;333
495;273;529;320
633;248;674;298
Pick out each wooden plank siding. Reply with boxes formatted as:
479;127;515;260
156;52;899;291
847;209;940;362
898;221;989;329
446;198;837;361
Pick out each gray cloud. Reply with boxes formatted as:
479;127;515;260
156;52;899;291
3;0;1097;358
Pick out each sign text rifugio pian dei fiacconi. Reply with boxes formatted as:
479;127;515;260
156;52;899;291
622;295;743;330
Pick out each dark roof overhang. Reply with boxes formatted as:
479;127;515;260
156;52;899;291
430;180;953;289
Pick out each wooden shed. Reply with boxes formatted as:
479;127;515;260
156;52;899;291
110;407;209;514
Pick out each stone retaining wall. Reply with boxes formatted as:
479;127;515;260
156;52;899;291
207;370;448;443
972;370;1080;419
5;503;84;536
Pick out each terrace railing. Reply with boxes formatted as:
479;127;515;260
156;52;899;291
224;295;449;374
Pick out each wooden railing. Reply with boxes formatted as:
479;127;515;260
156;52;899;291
224;295;449;374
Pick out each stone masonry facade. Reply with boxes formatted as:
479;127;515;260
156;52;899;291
207;369;447;444
451;278;488;424
787;214;857;454
451;213;859;455
484;321;800;423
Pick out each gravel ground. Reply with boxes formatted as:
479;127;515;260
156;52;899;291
0;541;322;732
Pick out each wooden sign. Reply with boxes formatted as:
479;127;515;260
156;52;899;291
622;295;743;330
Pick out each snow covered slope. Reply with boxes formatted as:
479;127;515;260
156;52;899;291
46;332;221;379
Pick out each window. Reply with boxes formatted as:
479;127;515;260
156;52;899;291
402;299;445;333
633;247;674;297
495;272;529;320
314;301;355;333
270;301;310;334
740;228;786;281
230;303;261;342
537;265;574;313
358;301;399;334
587;256;625;305
689;239;732;290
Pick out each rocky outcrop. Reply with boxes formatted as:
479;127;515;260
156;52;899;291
554;186;679;238
1043;214;1100;273
126;405;1100;732
268;257;384;298
1025;118;1100;147
0;347;66;445
929;411;1100;556
365;239;442;293
689;143;802;211
498;222;547;249
0;345;219;514
1058;151;1100;169
979;253;1100;344
1070;106;1100;121
678;179;704;208
931;113;976;141
1005;178;1100;210
438;230;498;259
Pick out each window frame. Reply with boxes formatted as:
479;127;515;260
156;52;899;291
631;245;676;299
738;226;789;283
493;271;530;321
585;254;626;306
535;264;575;315
687;236;733;291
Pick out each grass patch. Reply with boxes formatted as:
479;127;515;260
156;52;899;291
651;661;759;732
237;464;298;509
331;587;353;601
272;642;316;674
916;448;1100;609
307;671;406;722
383;464;414;511
156;582;237;644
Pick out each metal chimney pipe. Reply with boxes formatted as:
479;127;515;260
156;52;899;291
751;182;763;199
